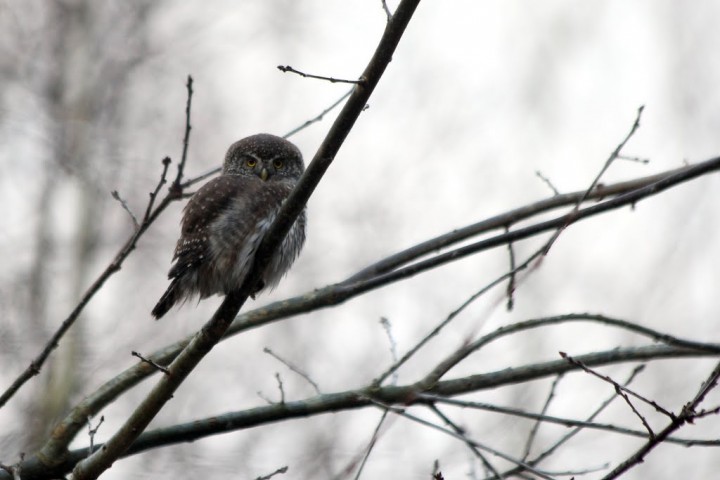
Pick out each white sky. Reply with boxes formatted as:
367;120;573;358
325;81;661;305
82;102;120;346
1;1;720;479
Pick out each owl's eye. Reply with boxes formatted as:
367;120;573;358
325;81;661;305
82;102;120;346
273;159;284;169
245;159;257;168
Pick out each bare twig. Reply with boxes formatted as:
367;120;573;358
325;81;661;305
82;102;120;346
277;65;364;85
617;154;650;164
528;366;645;466
264;347;321;394
179;166;219;189
535;171;560;196
504;225;516;311
615;384;655;438
86;416;105;456
560;351;673;418
284;88;353;139
177;81;356;201
601;360;720;479
430;404;504;479
420;388;714;448
275;373;285;404
255;466;288;480
379;317;400;385
131;351;170;376
522;374;563;461
174;75;194;187
179;86;354;190
380;0;392;21
111;190;139;229
143;156;172;221
352;410;390;480
578;106;644;208
367;399;558;480
540;105;645;257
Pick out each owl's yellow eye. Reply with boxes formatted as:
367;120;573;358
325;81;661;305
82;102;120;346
273;159;284;169
246;159;257;168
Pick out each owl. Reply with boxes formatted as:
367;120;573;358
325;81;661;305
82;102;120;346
151;133;306;319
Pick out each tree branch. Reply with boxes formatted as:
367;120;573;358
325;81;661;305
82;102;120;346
35;157;720;467
70;2;423;478
10;344;719;480
0;76;194;411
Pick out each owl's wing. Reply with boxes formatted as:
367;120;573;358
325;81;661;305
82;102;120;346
167;176;292;280
168;176;246;279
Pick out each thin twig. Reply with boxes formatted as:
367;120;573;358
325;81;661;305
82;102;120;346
541;105;645;256
372;258;529;386
284;88;354;138
255;466;288;480
379;317;400;385
179;166;219;189
173;75;194;187
535;171;560;196
366;399;558;480
179;87;354;190
264;348;321;394
617;154;650;164
504;225;516;311
275;373;285;404
529;366;645;466
86;416;105;456
614;384;655;438
380;0;392;21
131;351;170;376
560;351;673;418
522;374;563;461
143;157;172;221
277;65;364;85
430;404;504;479
601;360;720;479
353;410;389;480
111;190;139;229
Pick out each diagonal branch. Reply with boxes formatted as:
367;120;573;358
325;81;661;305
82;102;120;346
70;2;423;479
0;77;194;411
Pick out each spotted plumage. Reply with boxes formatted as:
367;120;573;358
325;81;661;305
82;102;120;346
151;133;306;319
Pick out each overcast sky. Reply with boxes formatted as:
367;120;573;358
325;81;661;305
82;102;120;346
1;1;719;478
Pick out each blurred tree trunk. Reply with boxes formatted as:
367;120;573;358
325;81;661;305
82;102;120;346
18;0;155;450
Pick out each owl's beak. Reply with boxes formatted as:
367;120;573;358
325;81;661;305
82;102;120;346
259;167;269;181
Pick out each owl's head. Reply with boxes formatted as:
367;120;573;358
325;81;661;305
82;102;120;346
223;133;304;182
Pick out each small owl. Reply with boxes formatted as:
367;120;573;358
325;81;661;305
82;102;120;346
151;133;306;319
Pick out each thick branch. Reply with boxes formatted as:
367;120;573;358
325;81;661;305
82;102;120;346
9;344;719;480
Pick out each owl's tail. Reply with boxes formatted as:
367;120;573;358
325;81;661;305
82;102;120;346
152;279;181;320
